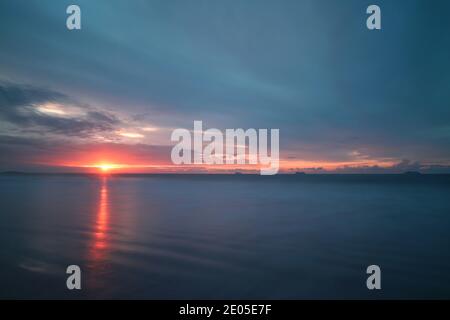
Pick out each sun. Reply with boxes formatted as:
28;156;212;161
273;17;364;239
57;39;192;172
99;164;112;172
95;163;122;173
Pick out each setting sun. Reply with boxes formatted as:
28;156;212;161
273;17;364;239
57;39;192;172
99;165;112;172
96;164;122;173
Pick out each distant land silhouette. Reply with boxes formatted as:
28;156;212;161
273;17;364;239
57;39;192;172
403;171;422;175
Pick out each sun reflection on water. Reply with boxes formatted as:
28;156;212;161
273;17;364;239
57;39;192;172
87;176;111;281
94;179;109;252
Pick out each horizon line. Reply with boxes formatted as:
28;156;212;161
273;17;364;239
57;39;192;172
1;170;445;176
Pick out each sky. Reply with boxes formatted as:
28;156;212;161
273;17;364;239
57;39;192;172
0;0;449;173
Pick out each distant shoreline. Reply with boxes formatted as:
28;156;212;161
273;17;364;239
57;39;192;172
1;171;449;177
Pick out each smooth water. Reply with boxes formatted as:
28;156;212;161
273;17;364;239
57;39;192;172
1;174;450;299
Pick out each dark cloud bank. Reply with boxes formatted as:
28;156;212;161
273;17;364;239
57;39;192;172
0;82;119;137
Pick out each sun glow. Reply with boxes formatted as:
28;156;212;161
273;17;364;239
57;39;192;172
95;163;123;173
99;165;112;172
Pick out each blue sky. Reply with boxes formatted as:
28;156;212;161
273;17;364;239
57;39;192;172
0;0;449;173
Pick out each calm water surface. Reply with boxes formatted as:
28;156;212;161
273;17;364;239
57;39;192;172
1;174;450;299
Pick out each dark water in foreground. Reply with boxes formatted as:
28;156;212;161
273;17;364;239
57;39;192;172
1;174;450;299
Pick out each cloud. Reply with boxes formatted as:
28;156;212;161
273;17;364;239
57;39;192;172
0;82;120;138
295;159;450;174
0;135;171;169
118;132;145;139
0;1;450;171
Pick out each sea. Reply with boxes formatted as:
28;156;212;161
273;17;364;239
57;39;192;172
1;173;450;299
